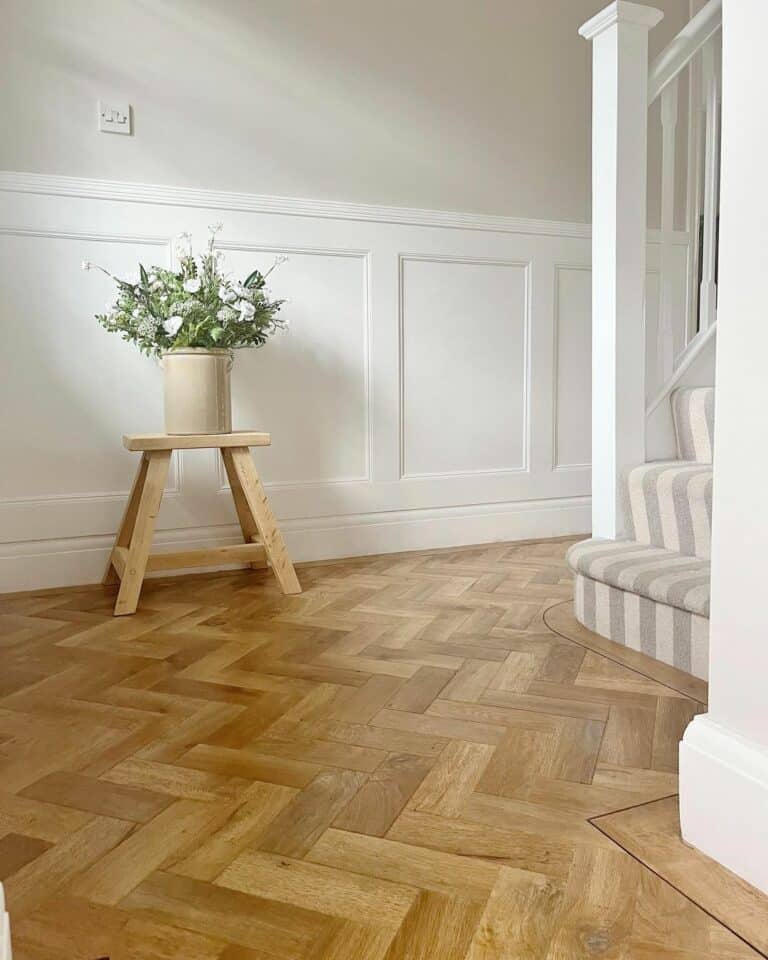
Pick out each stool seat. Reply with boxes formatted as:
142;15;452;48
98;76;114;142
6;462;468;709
105;432;300;615
124;432;271;451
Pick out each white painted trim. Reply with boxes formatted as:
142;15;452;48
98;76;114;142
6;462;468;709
0;170;689;245
680;715;768;895
583;1;657;540
0;496;591;593
579;1;663;42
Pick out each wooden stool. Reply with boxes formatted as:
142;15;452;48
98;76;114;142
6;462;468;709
104;432;301;616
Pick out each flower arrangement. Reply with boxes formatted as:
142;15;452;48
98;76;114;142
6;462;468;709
82;224;286;356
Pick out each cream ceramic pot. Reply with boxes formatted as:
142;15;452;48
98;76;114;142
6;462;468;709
161;348;233;435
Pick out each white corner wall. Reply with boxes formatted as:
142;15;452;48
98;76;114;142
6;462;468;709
0;174;688;592
680;0;768;896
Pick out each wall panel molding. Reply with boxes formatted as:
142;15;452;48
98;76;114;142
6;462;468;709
0;170;689;591
398;254;532;480
552;263;592;472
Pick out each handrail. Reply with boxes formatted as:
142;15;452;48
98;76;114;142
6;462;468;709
646;322;717;417
648;0;721;104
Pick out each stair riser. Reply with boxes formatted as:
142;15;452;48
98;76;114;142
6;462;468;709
672;387;715;463
574;574;709;680
623;464;712;559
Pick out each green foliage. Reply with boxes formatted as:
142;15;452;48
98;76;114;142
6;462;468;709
83;224;286;357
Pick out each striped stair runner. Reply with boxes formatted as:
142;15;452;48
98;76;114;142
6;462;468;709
672;386;715;463
568;386;714;680
622;461;712;558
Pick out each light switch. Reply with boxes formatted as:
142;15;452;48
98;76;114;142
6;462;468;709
98;100;132;135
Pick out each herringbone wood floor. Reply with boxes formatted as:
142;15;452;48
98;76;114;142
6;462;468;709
0;538;762;959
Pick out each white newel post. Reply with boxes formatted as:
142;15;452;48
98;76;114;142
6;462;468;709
679;0;768;896
580;2;663;540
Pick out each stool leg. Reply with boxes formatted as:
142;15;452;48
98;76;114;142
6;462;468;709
114;450;171;616
229;447;301;595
221;448;268;569
104;453;150;585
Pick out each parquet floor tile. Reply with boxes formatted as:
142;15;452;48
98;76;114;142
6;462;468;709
0;538;765;958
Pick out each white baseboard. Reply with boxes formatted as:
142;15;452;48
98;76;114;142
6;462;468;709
0;496;590;593
680;715;768;895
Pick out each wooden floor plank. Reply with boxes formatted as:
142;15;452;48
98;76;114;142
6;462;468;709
20;770;172;822
256;769;368;858
464;867;564;959
216;848;416;927
332;753;434;836
379;889;484;960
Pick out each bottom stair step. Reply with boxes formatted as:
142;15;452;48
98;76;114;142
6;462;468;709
567;537;710;681
567;538;710;617
574;574;709;680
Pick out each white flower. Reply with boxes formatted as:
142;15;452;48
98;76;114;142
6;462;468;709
81;260;92;271
137;316;159;339
219;284;237;304
164;315;183;336
183;277;201;293
160;294;168;302
238;300;256;320
132;308;142;319
217;307;234;324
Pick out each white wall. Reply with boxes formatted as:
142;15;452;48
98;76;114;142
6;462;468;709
0;174;687;592
680;0;768;896
0;0;690;222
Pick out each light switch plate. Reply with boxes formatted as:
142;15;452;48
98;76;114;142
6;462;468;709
98;100;132;135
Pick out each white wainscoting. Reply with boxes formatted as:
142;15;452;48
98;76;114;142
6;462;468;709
0;172;688;591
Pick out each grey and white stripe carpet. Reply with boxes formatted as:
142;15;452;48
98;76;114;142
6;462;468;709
671;387;715;463
621;460;712;558
568;385;714;680
574;573;709;679
567;538;710;617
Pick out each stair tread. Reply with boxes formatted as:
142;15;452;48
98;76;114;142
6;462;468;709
567;538;709;617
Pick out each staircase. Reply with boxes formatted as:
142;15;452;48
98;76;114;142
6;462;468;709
568;388;713;680
575;0;722;681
